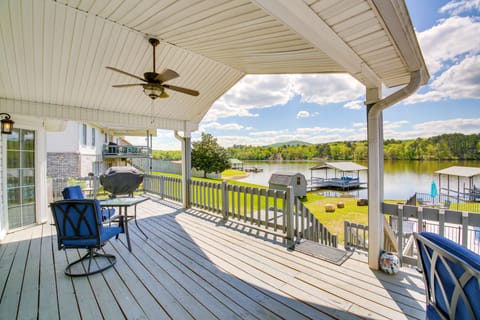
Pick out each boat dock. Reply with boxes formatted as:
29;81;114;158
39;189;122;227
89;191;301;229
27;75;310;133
308;176;367;190
308;161;367;191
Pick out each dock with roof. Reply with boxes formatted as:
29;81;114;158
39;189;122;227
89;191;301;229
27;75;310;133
308;161;368;191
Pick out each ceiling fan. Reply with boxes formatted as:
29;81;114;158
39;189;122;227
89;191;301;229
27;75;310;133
106;38;199;99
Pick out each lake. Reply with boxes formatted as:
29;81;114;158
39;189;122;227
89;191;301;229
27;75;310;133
236;160;480;200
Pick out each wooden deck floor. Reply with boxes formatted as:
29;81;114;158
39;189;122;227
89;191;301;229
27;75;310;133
0;195;426;319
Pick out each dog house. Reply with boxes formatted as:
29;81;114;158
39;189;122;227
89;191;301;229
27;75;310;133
268;172;307;197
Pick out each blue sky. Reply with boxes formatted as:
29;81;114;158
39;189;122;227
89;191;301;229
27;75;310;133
131;0;480;150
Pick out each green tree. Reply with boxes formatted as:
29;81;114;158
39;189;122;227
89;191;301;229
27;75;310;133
191;133;230;177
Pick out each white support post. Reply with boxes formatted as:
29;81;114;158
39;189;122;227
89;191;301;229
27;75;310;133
175;129;192;208
366;87;384;270
365;70;423;270
286;186;295;248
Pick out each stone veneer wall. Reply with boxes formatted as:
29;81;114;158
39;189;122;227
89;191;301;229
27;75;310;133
47;152;81;178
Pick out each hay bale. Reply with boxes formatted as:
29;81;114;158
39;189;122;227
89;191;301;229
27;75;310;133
325;203;336;212
357;198;368;206
337;202;344;209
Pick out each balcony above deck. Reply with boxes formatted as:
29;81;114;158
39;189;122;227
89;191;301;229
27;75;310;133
102;144;151;159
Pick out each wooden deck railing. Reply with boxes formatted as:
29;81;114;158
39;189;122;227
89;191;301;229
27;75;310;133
142;174;338;247
345;203;480;265
344;221;369;251
142;174;182;203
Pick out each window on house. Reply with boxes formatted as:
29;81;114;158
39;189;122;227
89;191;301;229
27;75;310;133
297;177;301;185
91;127;95;146
82;124;87;145
104;133;108;144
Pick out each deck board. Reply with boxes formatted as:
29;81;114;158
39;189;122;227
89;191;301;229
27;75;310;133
17;226;42;320
38;223;60;320
170;208;426;319
0;195;427;319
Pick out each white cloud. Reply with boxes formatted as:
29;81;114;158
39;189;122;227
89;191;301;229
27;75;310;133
203;73;366;122
440;0;480;15
203;75;294;121
344;100;364;110
406;15;480;104
384;120;409;130
249;129;290;137
200;122;246;131
381;118;480;140
203;100;259;122
296;111;310;118
292;74;364;105
407;54;480;103
412;118;480;135
296;127;355;135
417;16;480;75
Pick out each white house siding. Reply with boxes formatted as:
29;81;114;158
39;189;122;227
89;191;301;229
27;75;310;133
47;121;106;177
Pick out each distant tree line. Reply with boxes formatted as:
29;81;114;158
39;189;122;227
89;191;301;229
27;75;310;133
227;133;480;161
152;150;181;160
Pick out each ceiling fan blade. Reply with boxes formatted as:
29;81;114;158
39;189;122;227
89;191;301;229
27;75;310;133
112;83;144;88
155;69;180;83
163;84;199;96
106;66;147;82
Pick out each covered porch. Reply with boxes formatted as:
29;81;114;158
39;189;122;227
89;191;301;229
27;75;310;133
0;195;426;319
0;0;429;271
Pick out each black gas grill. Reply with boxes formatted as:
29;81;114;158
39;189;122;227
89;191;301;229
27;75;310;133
99;166;144;197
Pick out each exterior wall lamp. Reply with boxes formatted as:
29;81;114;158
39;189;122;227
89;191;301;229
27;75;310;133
0;113;14;134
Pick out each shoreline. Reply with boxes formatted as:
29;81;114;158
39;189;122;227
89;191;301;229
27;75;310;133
221;172;250;180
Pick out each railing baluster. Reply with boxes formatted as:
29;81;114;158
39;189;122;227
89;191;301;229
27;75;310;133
141;174;337;248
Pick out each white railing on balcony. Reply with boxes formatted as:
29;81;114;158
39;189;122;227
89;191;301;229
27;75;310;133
102;144;151;158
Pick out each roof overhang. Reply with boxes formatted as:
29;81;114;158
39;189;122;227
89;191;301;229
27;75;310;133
435;166;480;178
0;0;429;132
311;161;368;172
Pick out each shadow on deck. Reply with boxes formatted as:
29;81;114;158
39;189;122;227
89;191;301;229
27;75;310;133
0;195;426;319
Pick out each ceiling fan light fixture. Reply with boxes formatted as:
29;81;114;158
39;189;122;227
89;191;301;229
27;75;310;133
143;84;163;100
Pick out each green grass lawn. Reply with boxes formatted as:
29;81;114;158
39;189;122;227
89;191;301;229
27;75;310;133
301;192;368;244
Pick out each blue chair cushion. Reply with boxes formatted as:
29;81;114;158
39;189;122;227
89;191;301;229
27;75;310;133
418;232;480;319
62;226;122;247
420;232;480;274
62;185;84;199
53;199;122;247
63;185;115;221
101;207;116;221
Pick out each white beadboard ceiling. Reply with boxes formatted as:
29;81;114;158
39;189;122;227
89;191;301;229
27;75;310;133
0;0;428;132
